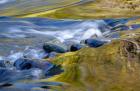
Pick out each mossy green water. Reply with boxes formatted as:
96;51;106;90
21;0;140;19
0;0;81;17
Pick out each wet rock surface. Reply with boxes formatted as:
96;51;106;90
84;39;107;48
70;44;85;52
47;30;140;91
0;9;139;91
43;43;67;53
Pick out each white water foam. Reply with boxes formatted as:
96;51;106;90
5;20;108;42
0;20;109;42
0;18;112;64
0;0;15;4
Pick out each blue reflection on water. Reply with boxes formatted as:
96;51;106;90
0;16;139;90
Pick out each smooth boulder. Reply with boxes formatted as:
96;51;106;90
14;58;35;70
70;44;84;52
14;58;54;71
43;43;67;53
85;39;107;48
45;65;64;77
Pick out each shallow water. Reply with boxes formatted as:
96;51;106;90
0;0;140;91
0;17;139;87
0;0;93;17
0;17;140;56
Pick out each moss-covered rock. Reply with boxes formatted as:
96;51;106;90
41;30;140;91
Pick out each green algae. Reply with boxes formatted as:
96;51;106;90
0;1;139;91
0;0;81;17
1;0;140;20
40;30;140;91
21;0;140;19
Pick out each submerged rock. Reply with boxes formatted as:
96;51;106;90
45;65;64;77
14;58;53;71
14;58;34;70
0;68;37;84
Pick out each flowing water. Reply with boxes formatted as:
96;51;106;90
0;0;140;91
0;0;93;16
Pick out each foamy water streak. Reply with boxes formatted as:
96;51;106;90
0;16;138;52
0;18;109;41
0;17;139;59
0;17;112;59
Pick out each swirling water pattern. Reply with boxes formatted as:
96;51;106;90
0;0;140;91
0;17;135;56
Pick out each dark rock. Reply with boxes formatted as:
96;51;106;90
85;39;107;48
70;44;84;52
0;83;12;88
41;61;54;70
43;43;66;53
41;86;50;89
14;58;54;71
45;65;64;77
14;58;35;70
